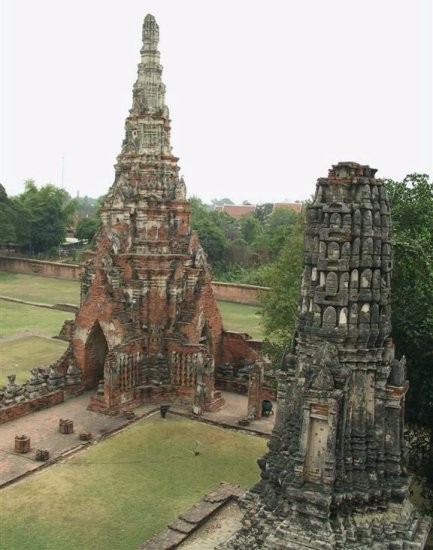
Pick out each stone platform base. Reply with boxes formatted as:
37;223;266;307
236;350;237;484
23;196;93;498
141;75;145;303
223;497;432;549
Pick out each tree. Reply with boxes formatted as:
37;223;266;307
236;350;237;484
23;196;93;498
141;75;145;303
254;203;273;224
76;217;100;241
189;197;227;267
12;180;77;253
240;213;262;245
384;174;433;428
75;195;99;218
259;211;304;346
265;207;299;259
0;184;17;244
384;174;433;510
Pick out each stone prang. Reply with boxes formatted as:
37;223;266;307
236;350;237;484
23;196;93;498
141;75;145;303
224;163;432;549
69;15;225;413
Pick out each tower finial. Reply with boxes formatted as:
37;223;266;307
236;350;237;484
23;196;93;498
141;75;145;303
142;14;159;52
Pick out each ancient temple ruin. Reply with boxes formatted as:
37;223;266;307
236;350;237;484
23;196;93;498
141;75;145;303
224;163;432;549
70;14;226;413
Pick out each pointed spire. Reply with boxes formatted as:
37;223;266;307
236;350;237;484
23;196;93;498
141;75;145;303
111;15;184;201
141;14;159;53
133;13;166;115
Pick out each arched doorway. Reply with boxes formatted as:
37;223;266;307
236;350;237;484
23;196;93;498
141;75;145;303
84;321;108;390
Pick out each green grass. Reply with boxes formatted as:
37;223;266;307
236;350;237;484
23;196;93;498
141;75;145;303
0;272;264;339
217;301;263;339
0;415;266;550
0;301;73;337
0;272;80;305
0;336;68;385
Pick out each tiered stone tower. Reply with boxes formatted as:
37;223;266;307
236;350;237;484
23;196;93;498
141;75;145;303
225;163;431;549
71;15;224;413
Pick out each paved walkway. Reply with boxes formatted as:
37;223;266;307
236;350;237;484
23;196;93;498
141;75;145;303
201;391;276;435
0;390;275;488
0;392;156;487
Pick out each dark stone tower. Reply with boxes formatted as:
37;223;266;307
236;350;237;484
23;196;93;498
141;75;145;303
70;15;225;413
225;163;431;549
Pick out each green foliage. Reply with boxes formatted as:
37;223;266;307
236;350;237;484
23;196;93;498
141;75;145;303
384;174;433;511
384;174;433;429
190;209;226;270
189;196;304;279
240;213;262;245
258;211;304;347
76;217;100;241
254;202;273;224
11;180;77;253
74;195;99;218
265;207;299;259
0;184;17;243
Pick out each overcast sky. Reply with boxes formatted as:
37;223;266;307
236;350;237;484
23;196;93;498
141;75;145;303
1;0;431;204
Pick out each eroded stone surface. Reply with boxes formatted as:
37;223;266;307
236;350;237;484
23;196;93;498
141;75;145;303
223;163;432;549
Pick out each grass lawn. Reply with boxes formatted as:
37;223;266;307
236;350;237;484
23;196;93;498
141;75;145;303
0;336;68;385
0;272;80;305
217;301;263;339
0;272;264;339
0;415;266;550
0;301;73;338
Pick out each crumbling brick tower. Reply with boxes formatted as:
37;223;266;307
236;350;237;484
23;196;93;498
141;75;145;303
72;14;224;413
224;163;431;549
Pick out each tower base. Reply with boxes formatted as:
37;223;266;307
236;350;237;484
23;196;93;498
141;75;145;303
223;495;432;549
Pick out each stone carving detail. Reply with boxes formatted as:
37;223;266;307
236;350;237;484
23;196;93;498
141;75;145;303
66;361;82;386
47;366;65;391
223;163;432;549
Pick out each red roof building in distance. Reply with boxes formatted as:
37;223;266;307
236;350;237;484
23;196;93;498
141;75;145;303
272;202;303;213
214;204;256;220
214;202;303;220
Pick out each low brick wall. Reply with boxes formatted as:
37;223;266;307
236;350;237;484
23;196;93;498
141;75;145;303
211;281;269;306
0;256;80;280
0;390;64;424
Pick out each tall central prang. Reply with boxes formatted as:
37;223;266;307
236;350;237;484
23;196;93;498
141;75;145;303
70;15;225;413
224;163;431;549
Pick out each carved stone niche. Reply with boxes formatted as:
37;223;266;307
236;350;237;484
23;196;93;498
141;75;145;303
298;397;339;485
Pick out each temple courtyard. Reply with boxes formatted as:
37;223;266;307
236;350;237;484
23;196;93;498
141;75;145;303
0;406;268;550
0;272;271;549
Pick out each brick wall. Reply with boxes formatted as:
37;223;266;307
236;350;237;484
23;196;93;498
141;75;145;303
211;281;269;306
0;391;64;424
0;256;80;280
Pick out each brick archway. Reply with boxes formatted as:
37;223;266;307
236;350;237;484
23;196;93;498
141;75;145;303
84;321;108;390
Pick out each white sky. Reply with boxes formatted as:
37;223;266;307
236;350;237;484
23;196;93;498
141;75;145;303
1;0;432;204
